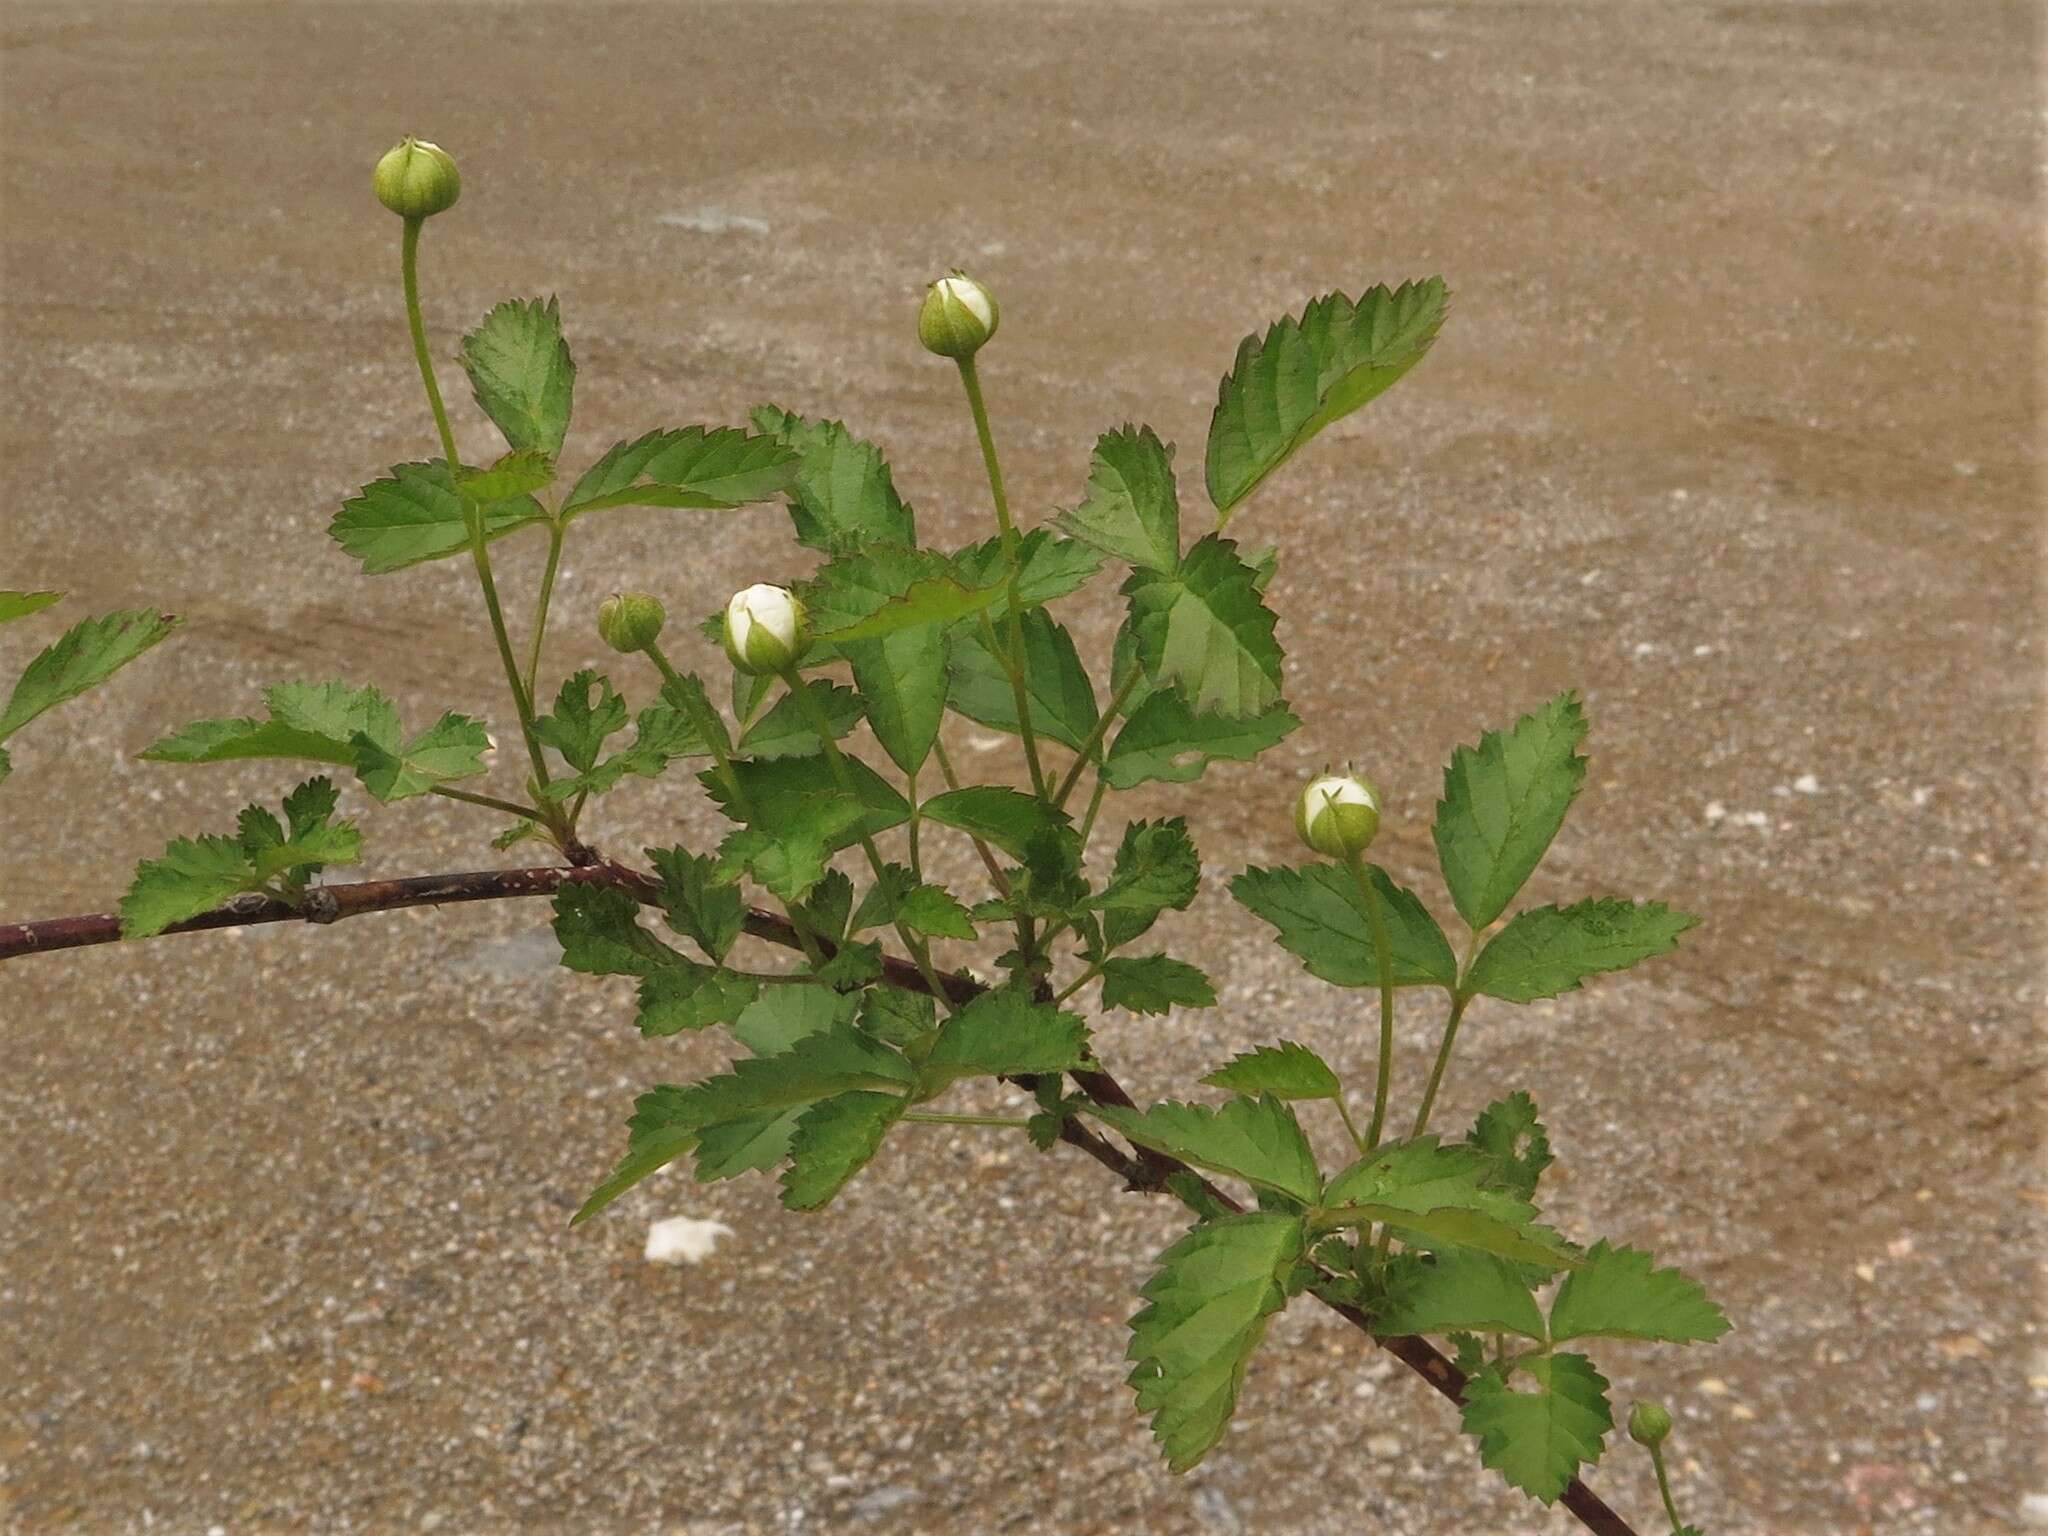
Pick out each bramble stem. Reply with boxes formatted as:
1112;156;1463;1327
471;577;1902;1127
1410;991;1472;1137
1347;853;1399;1148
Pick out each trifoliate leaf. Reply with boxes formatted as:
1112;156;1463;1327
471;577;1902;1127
648;846;747;962
561;426;797;518
950;527;1106;608
457;448;555;502
919;785;1071;861
538;701;709;801
0;591;62;625
1374;1249;1547;1341
534;670;630;773
634;967;761;1037
1127;1211;1306;1472
1461;1353;1613;1505
1088;1096;1322;1204
1230;862;1457;989
946;610;1098;752
750;405;917;552
460;296;575;457
735;681;863;759
781;1090;905;1209
1122;535;1283;720
1201;1042;1341;1101
1056;424;1182;573
920;987;1090;1091
0;609;178;741
1099;955;1216;1015
329;459;547;573
1468;899;1698;1003
351;712;490;801
1103;691;1300;790
1205;280;1448;517
551;884;682;977
1432;692;1589;930
1465;1092;1554;1202
1547;1241;1730;1345
119;835;261;939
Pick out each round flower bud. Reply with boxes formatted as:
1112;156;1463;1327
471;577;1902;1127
917;273;999;359
373;137;461;219
1627;1401;1673;1450
723;583;809;675
1294;772;1382;860
597;591;666;654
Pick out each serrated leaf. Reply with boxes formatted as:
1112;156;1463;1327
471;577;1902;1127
1548;1242;1730;1345
1103;691;1300;790
1122;535;1283;720
635;967;761;1036
1432;692;1589;930
1095;818;1202;925
0;609;178;741
118;835;258;938
460;296;575;457
0;591;62;625
1099;955;1216;1015
702;752;909;842
781;1090;905;1209
920;987;1090;1090
732;985;860;1056
1201;1042;1341;1101
946;610;1098;753
551;884;681;977
851;865;977;941
534;670;630;773
647;847;747;962
1466;1092;1554;1202
1127;1211;1306;1472
734;681;863;759
950;527;1106;608
561;426;797;518
1375;1249;1547;1340
1056;424;1182;572
826;575;1007;642
329;459;547;573
694;1108;805;1182
573;1117;700;1223
457;448;555;502
715;801;864;904
351;712;490;801
242;817;359;887
1461;1353;1613;1504
1205;280;1448;516
1089;1097;1321;1204
1321;1137;1574;1270
678;1023;915;1137
858;985;937;1048
1468;899;1698;1003
750;405;917;552
844;626;946;774
1229;862;1456;989
919;785;1071;861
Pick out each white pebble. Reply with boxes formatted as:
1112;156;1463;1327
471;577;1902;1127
645;1216;736;1266
1793;773;1821;794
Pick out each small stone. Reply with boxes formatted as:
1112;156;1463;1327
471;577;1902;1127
1367;1433;1404;1457
1792;773;1822;794
645;1217;736;1266
1698;1378;1731;1396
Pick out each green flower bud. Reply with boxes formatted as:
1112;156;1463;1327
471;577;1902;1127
918;273;999;359
723;583;809;675
1294;771;1381;860
597;591;666;654
1627;1400;1673;1450
374;137;461;220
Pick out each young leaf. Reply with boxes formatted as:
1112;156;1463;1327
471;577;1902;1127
329;460;548;573
1547;1242;1730;1345
460;296;575;457
750;405;918;552
1099;955;1216;1015
119;835;262;939
648;846;748;962
1088;1097;1322;1204
946;610;1098;753
1201;1042;1341;1101
1056;424;1181;573
781;1091;905;1210
551;884;681;977
534;670;630;773
1229;863;1456;989
635;967;761;1036
1465;1092;1554;1202
1432;692;1589;930
351;712;491;801
0;609;179;741
1127;1211;1306;1473
813;940;883;991
1467;899;1698;1003
560;427;797;518
1205;281;1448;517
735;681;863;759
0;591;63;625
921;987;1090;1089
1375;1250;1547;1341
1095;818;1202;925
919;785;1072;861
1461;1353;1613;1504
1121;535;1283;719
1103;692;1300;790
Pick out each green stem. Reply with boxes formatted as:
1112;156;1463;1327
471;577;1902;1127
1077;768;1110;848
1347;853;1398;1149
427;784;547;823
1333;1094;1369;1154
1051;669;1141;809
1410;991;1472;1138
933;735;1012;898
903;1112;1033;1129
1648;1442;1684;1533
1054;958;1105;1006
525;518;566;703
906;765;924;883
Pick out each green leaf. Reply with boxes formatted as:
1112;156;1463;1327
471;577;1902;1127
1121;535;1283;719
750;405;918;552
1229;863;1456;989
0;591;62;625
1376;1250;1547;1341
1321;1138;1573;1270
1095;818;1202;931
825;576;1006;643
694;1110;805;1182
142;680;398;771
1103;692;1299;790
1205;280;1448;516
845;628;946;774
351;712;490;801
634;966;761;1036
457;448;556;502
1201;1042;1341;1101
781;1091;905;1209
858;985;937;1048
951;528;1105;608
460;296;576;457
715;802;864;904
851;865;977;941
1432;692;1590;930
534;670;630;773
1089;1097;1322;1204
1099;956;1216;1015
1127;1211;1306;1473
329;460;548;573
680;1022;916;1134
561;427;797;518
702;753;909;842
735;681;863;759
573;1101;699;1222
1468;899;1698;1003
1465;1092;1554;1202
919;785;1071;861
920;987;1090;1090
119;835;259;939
1056;424;1182;572
0;609;178;741
648;846;748;962
946;610;1098;753
551;884;680;977
118;783;363;937
1548;1242;1730;1345
732;985;859;1056
1461;1353;1613;1505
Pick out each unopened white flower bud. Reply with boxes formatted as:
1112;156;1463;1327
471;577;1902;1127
1294;771;1381;860
918;273;999;359
723;583;809;675
373;137;461;219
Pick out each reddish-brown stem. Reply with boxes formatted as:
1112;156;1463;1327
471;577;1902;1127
0;861;1637;1536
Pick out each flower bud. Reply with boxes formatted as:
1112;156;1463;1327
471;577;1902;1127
723;583;809;675
1294;771;1381;860
1627;1400;1673;1450
373;137;461;219
597;591;666;654
918;273;999;359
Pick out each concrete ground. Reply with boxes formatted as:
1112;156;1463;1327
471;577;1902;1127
1;1;2040;1532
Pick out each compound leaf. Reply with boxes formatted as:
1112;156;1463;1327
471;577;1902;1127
921;987;1090;1089
1375;1249;1547;1341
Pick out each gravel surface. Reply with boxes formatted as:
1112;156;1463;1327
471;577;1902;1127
1;2;2041;1533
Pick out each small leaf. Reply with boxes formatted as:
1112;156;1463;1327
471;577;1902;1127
1230;862;1457;989
648;846;747;962
715;800;865;904
457;448;556;502
736;681;863;759
1103;692;1300;790
1468;899;1698;1003
750;405;917;552
534;670;631;773
1432;692;1590;930
0;591;62;625
845;627;946;774
635;967;761;1036
1099;955;1216;1015
702;753;909;842
551;884;680;977
858;985;937;1048
1094;817;1202;938
921;987;1090;1089
460;296;575;457
561;427;797;518
1465;1092;1554;1202
0;609;179;741
732;985;859;1056
1088;1096;1322;1204
1056;424;1181;572
825;575;1006;642
851;865;977;941
781;1091;905;1209
1201;1042;1341;1101
1461;1353;1613;1505
1375;1249;1547;1341
1547;1241;1730;1345
1321;1138;1573;1270
1121;535;1283;720
119;835;258;939
919;785;1071;861
351;712;490;801
329;460;548;573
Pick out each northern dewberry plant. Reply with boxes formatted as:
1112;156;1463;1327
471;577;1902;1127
0;142;1731;1536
